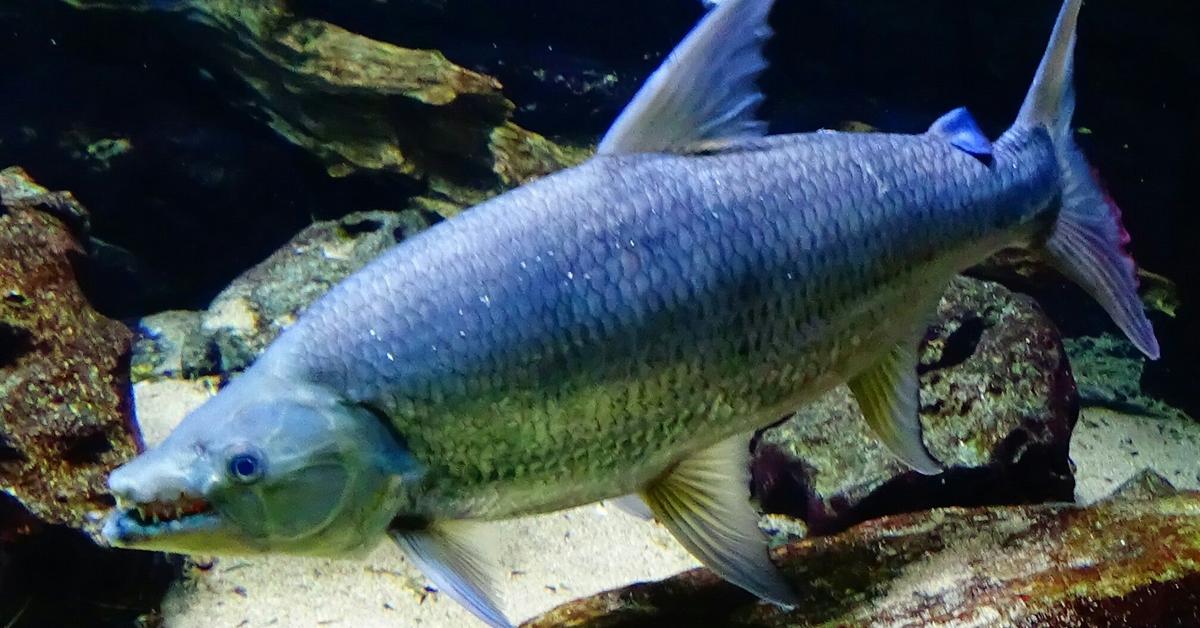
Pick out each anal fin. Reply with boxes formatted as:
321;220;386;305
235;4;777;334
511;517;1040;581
389;519;511;628
848;340;943;475
609;494;655;520
640;432;797;607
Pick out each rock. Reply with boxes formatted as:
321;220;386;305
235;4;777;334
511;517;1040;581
60;0;583;208
753;276;1078;537
244;0;699;141
1110;468;1180;502
0;167;138;538
1064;333;1188;419
0;166;179;628
130;310;215;382
127;209;436;378
970;251;1187;420
203;209;436;374
527;493;1200;627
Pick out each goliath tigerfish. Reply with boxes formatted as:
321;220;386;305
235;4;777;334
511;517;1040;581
104;0;1159;625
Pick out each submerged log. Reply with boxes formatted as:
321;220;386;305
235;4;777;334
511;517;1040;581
528;492;1200;627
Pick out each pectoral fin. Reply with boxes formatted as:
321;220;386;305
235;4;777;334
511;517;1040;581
848;341;943;475
389;519;510;628
640;432;798;607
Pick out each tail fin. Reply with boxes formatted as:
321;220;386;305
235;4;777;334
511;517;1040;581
1018;0;1160;359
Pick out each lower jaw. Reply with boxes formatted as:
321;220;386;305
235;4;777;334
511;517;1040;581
103;509;221;549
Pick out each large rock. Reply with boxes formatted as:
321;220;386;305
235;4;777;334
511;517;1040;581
0;167;138;537
0;167;179;626
527;491;1200;627
1064;333;1189;419
753;276;1078;536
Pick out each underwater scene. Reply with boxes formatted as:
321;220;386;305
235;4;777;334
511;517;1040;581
1;0;1198;626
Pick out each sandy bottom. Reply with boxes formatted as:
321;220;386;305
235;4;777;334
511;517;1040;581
1070;407;1200;503
132;380;1200;627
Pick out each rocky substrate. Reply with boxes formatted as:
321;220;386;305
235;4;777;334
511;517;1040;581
0;167;137;536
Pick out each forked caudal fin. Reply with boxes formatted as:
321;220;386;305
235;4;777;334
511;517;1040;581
1017;0;1160;359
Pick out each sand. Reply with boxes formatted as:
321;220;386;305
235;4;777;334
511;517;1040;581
1070;406;1200;503
131;379;1200;627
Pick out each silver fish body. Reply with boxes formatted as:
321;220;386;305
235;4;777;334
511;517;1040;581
260;127;1057;518
105;1;1159;624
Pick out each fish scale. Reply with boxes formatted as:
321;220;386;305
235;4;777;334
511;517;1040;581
261;128;1058;517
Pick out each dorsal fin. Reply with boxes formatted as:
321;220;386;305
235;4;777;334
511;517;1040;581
928;107;993;160
597;0;774;155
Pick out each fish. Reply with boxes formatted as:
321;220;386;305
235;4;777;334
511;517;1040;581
102;0;1159;625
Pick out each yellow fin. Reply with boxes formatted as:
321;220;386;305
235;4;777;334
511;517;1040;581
848;341;943;475
640;432;797;607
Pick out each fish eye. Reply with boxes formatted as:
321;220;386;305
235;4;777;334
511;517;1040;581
227;449;266;484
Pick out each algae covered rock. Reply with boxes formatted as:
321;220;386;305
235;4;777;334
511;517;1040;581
1064;333;1189;420
129;310;215;382
0;167;139;538
527;492;1200;627
753;276;1077;536
203;209;435;373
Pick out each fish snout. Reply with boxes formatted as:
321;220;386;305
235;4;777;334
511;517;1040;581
107;448;203;506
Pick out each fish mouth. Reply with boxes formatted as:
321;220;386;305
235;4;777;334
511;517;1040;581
128;494;212;525
104;494;218;546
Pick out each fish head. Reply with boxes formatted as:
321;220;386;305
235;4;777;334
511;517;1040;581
104;372;416;557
